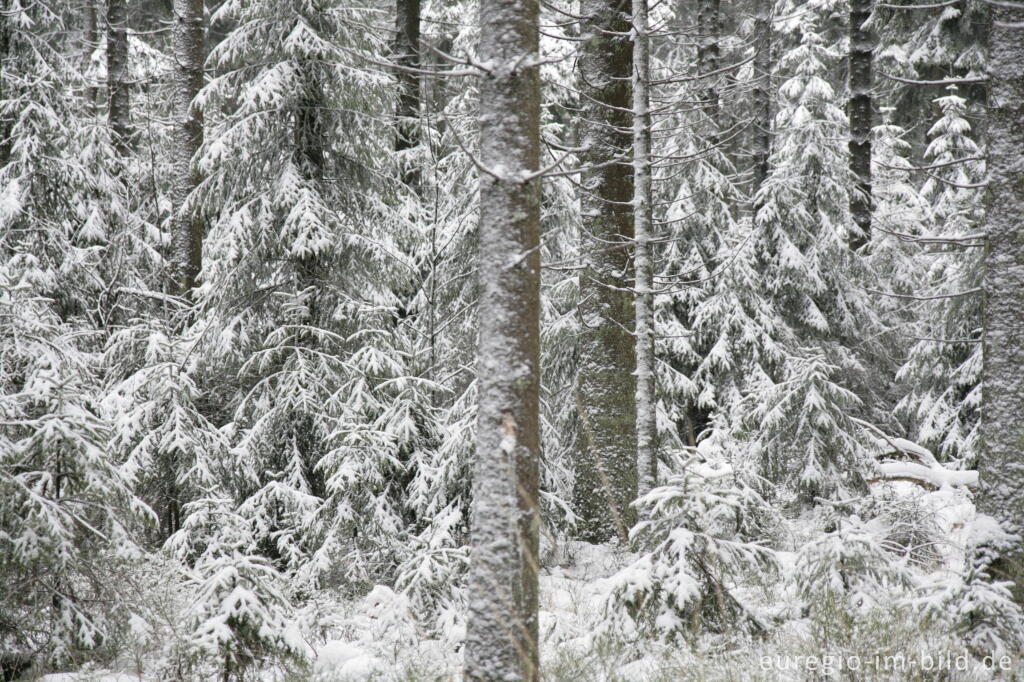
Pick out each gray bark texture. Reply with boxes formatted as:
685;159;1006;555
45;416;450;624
82;1;99;109
170;0;204;296
0;0;11;167
106;0;130;154
394;0;420;190
847;0;873;249
978;3;1024;602
750;0;771;201
463;0;541;679
633;0;656;495
575;0;638;545
697;0;721;123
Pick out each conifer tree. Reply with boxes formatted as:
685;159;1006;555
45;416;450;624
394;0;421;190
0;271;151;664
871;0;987;154
107;0;131;154
697;0;722;123
747;0;874;502
847;0;873;248
463;0;542;679
170;0;205;295
977;3;1024;602
186;0;425;593
750;0;773;197
896;91;984;463
633;0;657;494
575;0;637;544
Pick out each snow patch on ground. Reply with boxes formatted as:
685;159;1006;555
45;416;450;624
41;674;141;682
315;640;383;679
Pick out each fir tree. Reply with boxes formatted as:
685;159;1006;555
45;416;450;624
895;90;984;465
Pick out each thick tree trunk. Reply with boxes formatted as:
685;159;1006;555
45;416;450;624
847;0;873;250
107;0;131;154
170;0;204;296
978;4;1024;603
633;0;656;495
463;0;541;680
394;0;420;190
750;0;772;201
575;0;638;545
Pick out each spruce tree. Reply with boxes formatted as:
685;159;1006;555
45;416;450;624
575;0;637;543
977;2;1024;602
896;91;985;464
463;0;542;678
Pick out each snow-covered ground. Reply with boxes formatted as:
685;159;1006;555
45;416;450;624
30;440;1018;682
39;530;1016;681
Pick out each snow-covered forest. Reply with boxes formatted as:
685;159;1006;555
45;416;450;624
2;0;1023;679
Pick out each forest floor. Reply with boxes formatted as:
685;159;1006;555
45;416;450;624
37;504;1008;682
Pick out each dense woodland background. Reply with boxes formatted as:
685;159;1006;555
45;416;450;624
1;0;1024;679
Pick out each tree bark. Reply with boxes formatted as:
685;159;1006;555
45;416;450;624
575;0;638;545
463;0;541;680
697;0;721;123
633;0;656;496
82;1;99;110
848;0;873;250
750;0;772;202
294;54;327;326
978;3;1024;603
0;0;11;167
394;0;420;191
107;0;131;154
170;0;204;296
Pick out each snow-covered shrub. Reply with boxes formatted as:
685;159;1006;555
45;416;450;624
864;488;947;569
169;497;307;680
603;453;778;641
793;512;913;604
102;324;231;545
0;277;153;666
101;553;197;680
775;511;932;675
395;377;474;625
905;515;1024;659
393;507;469;631
911;566;1024;661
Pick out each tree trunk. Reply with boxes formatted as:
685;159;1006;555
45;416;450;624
107;0;131;154
82;1;99;110
170;0;204;296
633;0;656;495
0;0;10;168
750;0;772;203
978;3;1024;603
394;0;420;191
294;57;326;325
463;0;541;680
697;0;721;123
847;0;873;250
575;0;638;545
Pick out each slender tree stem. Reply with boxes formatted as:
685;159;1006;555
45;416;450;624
633;0;656;496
